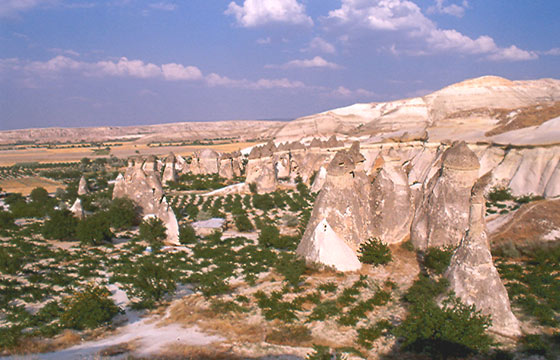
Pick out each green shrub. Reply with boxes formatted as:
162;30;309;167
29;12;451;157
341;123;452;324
179;224;197;245
139;217;167;248
234;213;254;232
258;224;280;248
60;285;121;330
0;247;23;275
423;246;454;274
130;257;176;308
394;295;493;358
275;253;306;287
42;209;78;240
76;212;113;245
488;186;513;202
0;210;16;232
358;238;392;266
403;275;449;305
356;319;393;349
253;193;276;211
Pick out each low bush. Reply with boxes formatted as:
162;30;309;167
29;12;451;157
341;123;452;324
234;213;254;232
356;319;393;349
60;285;121;330
107;197;139;230
179;224;197;245
423;246;454;274
488;186;513;203
266;324;312;346
358;238;392;266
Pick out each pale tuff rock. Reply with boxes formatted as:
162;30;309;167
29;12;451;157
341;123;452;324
175;154;187;173
370;151;413;244
445;178;521;337
325;135;344;148
162;152;178;185
70;198;85;219
198;149;220;174
217;151;243;179
275;152;291;179
508;147;559;197
310;166;327;193
113;156;179;245
544;162;560;198
297;147;373;270
77;176;89;196
411;141;480;250
298;219;362;272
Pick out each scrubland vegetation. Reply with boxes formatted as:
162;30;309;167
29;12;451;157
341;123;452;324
0;161;558;359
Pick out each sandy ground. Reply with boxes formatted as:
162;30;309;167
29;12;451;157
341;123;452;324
1;284;223;360
0;177;65;195
0;142;259;166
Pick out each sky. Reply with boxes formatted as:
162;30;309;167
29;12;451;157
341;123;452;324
1;0;559;130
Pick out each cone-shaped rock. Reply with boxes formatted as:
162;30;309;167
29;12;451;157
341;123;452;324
445;177;521;337
297;149;372;271
70;198;85;219
299;219;361;272
77;176;89;196
411;141;480;249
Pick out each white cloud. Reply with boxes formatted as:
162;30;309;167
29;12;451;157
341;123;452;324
304;37;336;54
256;37;272;45
161;63;203;80
427;0;468;18
268;56;341;69
487;45;538;62
0;0;57;17
543;48;560;56
327;0;537;62
332;86;375;98
225;0;313;27
149;2;177;11
3;55;308;91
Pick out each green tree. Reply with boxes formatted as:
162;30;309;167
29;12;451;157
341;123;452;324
107;197;139;230
139;217;167;249
42;209;78;240
76;212;113;245
30;187;49;203
130;256;176;309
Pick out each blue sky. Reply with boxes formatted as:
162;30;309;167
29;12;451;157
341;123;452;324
1;0;559;130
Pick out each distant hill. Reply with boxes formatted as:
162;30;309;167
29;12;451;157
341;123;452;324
275;76;560;146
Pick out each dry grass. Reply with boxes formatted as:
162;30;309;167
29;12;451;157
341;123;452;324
164;295;266;344
490;198;560;247
4;329;83;356
0;176;65;195
159;344;246;359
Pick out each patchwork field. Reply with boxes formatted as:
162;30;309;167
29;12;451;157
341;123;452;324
0;141;259;166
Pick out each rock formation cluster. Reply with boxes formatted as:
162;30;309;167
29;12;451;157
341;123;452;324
113;156;179;245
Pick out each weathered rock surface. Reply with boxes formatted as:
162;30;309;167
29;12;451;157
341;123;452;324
411;141;480;249
445;178;521;337
77;176;89;196
113;156;179;245
297;146;373;270
299;218;361;272
70;198;85;219
162;153;178;185
370;150;413;244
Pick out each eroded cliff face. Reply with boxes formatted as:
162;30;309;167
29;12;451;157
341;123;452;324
113;156;179;245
